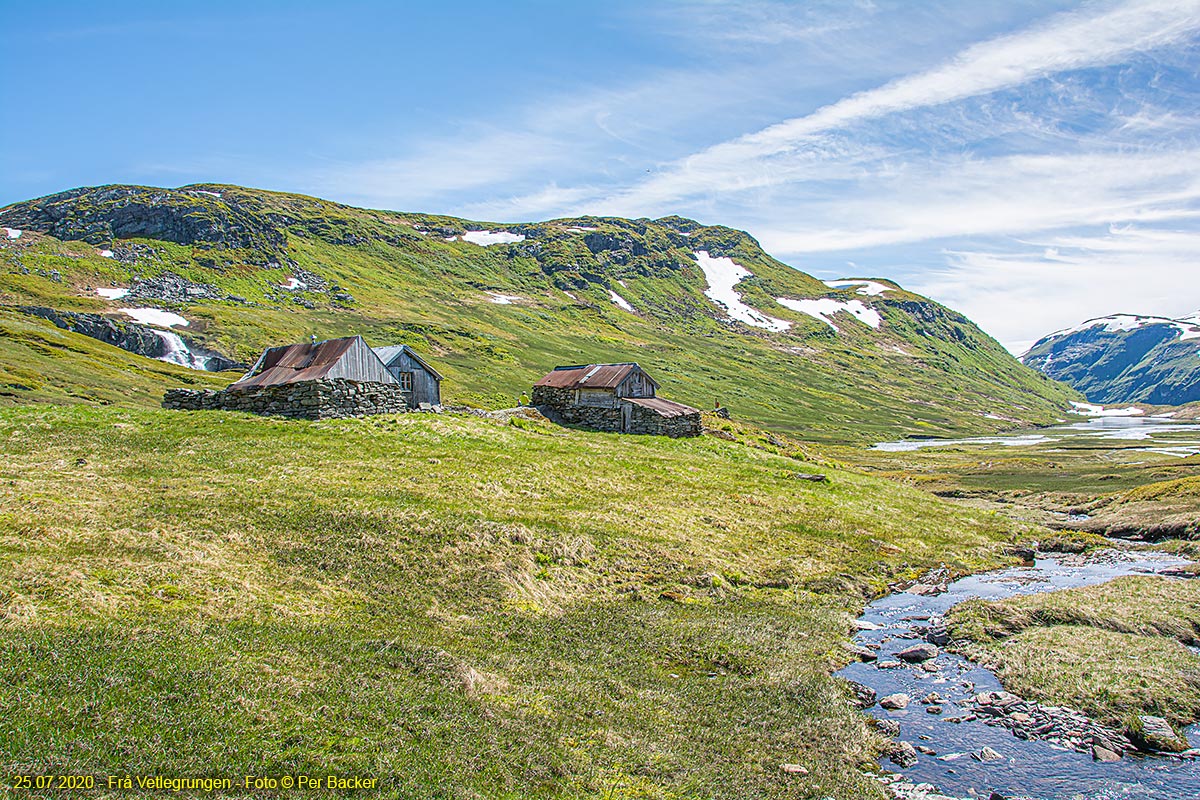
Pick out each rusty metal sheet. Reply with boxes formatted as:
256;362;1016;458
231;336;358;388
533;363;638;389
626;397;699;418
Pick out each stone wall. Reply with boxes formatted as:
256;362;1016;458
532;385;701;437
628;403;702;438
162;378;407;419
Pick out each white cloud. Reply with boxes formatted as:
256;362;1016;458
753;148;1200;254
911;225;1200;351
598;0;1200;213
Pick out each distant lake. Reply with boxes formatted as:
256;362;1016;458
873;416;1200;456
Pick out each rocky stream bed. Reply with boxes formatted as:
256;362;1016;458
837;550;1200;800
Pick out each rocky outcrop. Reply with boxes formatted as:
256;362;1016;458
963;690;1135;760
128;272;223;303
0;185;286;252
163;378;407;419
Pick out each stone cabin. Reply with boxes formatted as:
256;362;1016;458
162;335;408;419
531;363;702;437
372;344;443;408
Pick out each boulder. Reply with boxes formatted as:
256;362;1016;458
887;740;919;767
972;746;1004;762
896;643;939;662
880;693;910;710
1134;715;1189;753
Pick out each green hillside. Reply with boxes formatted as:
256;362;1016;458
0;403;1038;799
0;183;1078;443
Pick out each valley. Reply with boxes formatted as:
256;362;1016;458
1;184;1197;800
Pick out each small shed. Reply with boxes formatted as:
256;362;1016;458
163;335;408;419
531;363;701;437
372;344;443;408
234;335;395;388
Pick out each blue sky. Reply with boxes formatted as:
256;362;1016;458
4;0;1200;352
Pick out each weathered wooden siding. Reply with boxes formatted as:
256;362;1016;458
615;369;655;398
326;338;397;384
385;350;441;407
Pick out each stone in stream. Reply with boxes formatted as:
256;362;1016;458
853;619;882;631
920;692;943;704
874;718;901;737
1134;715;1189;753
972;746;1004;762
845;680;876;709
844;643;878;662
926;705;943;714
1091;744;1122;762
887;740;919;767
896;643;939;662
880;693;910;710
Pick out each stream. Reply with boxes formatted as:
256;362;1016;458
871;416;1200;457
836;550;1200;799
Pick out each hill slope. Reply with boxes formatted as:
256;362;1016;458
0;403;1037;798
0;183;1077;441
1023;314;1200;405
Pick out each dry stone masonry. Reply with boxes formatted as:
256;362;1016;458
163;378;407;419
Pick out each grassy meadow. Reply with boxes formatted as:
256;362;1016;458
0;404;1041;799
948;576;1200;746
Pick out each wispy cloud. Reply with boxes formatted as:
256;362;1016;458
596;0;1200;213
752;148;1200;254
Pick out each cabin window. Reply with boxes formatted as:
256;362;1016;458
399;371;413;392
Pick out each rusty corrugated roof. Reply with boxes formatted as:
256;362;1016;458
231;336;359;388
534;363;641;390
627;397;700;418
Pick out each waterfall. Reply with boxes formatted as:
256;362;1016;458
151;330;213;370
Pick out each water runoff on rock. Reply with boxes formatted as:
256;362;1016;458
152;330;215;371
837;550;1200;799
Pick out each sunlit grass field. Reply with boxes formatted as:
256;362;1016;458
0;404;1037;798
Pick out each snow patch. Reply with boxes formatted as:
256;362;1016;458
566;225;598;232
99;249;115;259
281;277;306;291
462;230;525;246
563;291;577;300
487;292;523;305
443;236;459;242
776;297;881;331
95;287;129;300
191;190;222;199
608;290;634;312
119;308;189;328
4;228;21;239
1070;401;1144;417
693;251;790;332
823;279;892;296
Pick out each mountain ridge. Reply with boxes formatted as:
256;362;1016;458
1023;313;1200;405
0;182;1078;441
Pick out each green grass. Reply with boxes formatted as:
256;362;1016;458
0;404;1041;798
948;576;1200;740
